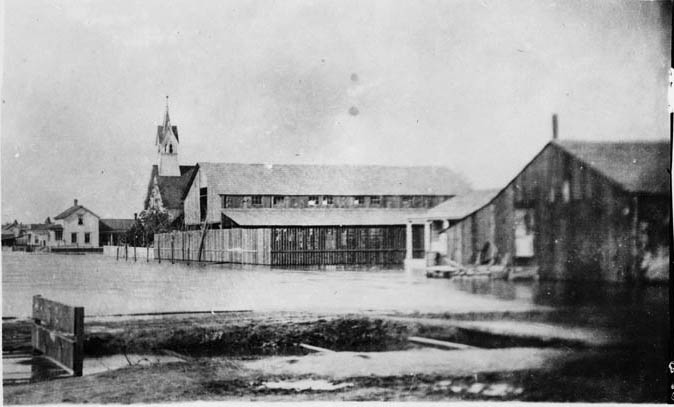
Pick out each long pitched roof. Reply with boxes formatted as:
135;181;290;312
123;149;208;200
223;208;429;227
146;165;197;210
54;204;100;220
554;140;670;195
418;189;501;220
99;219;136;232
196;162;471;196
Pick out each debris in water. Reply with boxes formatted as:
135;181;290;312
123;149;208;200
467;383;486;394
259;379;354;392
349;106;359;116
482;383;510;397
351;73;359;82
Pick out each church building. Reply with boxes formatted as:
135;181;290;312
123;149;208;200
144;98;196;225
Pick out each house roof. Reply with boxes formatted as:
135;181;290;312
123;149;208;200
54;205;100;220
196;162;471;196
99;219;136;232
222;208;429;227
417;189;501;221
146;165;197;210
28;223;63;231
554;140;671;195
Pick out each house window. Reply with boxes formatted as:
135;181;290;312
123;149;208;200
308;196;319;207
273;196;285;206
221;195;228;208
55;230;63;241
370;196;381;206
402;196;412;208
78;215;83;225
34;237;39;244
562;180;571;203
85;233;91;244
323;196;333;205
354;196;365;206
71;233;77;244
252;195;262;206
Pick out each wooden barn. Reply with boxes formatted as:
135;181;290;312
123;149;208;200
167;162;470;266
414;139;671;282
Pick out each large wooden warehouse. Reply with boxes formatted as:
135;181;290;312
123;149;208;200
170;162;471;266
412;139;671;282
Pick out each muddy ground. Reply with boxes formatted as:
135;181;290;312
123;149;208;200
2;310;667;403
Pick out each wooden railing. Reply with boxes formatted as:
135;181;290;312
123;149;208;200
31;295;84;376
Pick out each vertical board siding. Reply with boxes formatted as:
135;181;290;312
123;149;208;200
269;226;406;266
440;143;643;282
154;229;272;265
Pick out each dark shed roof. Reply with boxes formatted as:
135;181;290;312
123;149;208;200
555;140;671;195
222;208;428;227
419;189;501;220
99;219;136;232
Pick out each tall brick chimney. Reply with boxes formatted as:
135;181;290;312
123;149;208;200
74;199;78;206
552;114;559;140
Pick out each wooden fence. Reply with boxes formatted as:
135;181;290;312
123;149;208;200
155;226;406;267
270;226;406;266
154;229;272;265
31;295;84;376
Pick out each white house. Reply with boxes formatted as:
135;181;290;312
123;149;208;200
53;199;100;247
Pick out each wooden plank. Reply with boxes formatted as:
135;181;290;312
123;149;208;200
408;336;477;350
32;295;83;336
299;343;335;353
31;323;83;375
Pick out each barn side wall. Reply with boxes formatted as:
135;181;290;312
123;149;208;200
444;144;647;282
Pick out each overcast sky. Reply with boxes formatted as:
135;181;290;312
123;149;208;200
1;0;671;223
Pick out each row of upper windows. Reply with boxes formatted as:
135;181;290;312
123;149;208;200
220;195;448;209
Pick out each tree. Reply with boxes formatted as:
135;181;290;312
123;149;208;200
133;207;170;244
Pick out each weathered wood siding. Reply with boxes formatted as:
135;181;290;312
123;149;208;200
445;143;648;282
154;229;272;265
270;226;406;266
183;168;203;226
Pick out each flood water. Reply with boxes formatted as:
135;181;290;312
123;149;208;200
1;251;667;321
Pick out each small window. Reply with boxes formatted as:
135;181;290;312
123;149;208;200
71;233;77;243
354;196;365;206
84;233;91;244
370;196;381;206
323;196;334;205
273;196;285;206
401;196;412;207
169;144;173;154
562;180;570;203
252;195;262;206
55;230;63;241
221;195;228;208
78;215;83;225
308;196;319;207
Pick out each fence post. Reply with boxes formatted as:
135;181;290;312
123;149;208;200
171;237;175;264
116;246;119;261
125;244;128;261
157;236;161;264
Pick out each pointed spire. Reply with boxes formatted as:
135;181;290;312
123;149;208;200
163;95;171;130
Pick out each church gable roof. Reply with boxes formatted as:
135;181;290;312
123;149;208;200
145;165;197;210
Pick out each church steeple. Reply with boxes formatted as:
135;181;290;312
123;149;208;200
156;96;181;176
